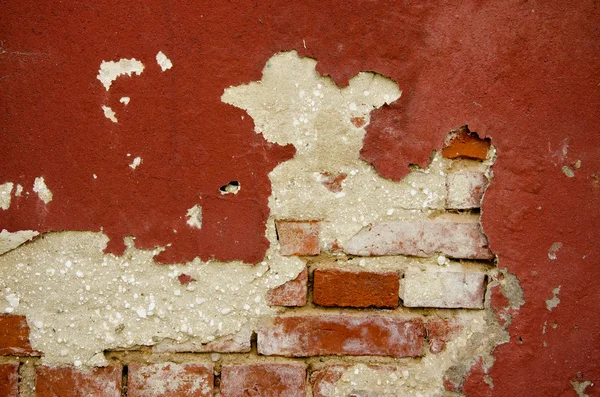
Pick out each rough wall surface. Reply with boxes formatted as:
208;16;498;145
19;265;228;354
1;1;599;396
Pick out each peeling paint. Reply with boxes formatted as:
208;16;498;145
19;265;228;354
15;184;23;196
186;204;203;229
119;97;130;105
571;380;593;397
156;51;173;72
548;242;562;260
0;229;39;255
545;286;561;311
0;182;13;210
97;58;144;91
562;165;575;178
32;176;52;204
129;156;142;170
102;105;118;123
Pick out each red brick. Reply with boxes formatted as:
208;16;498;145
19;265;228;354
462;357;493;397
426;318;463;354
344;220;493;260
220;363;306;397
0;364;19;397
257;315;425;358
446;172;488;209
275;220;320;256
36;365;122;397
128;363;213;397
0;315;39;356
313;269;399;309
311;365;398;397
266;268;308;306
320;172;347;193
441;127;490;160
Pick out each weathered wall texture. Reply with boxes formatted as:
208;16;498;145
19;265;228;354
1;1;599;396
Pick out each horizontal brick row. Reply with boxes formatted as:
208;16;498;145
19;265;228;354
276;218;493;259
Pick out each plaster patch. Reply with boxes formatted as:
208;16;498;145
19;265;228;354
571;380;593;397
97;58;144;91
156;51;173;71
0;222;303;365
562;165;575;178
222;51;482;248
129;156;142;169
186;205;203;229
32;176;53;204
120;97;130;105
0;182;13;210
102;105;118;123
548;242;562;260
15;184;23;196
0;229;39;255
545;285;561;311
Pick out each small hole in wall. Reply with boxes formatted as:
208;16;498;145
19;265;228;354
518;337;523;344
220;180;240;195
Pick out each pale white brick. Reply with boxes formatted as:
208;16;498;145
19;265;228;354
446;172;488;209
401;271;486;308
343;221;493;259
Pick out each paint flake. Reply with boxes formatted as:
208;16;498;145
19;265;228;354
129;157;142;169
102;105;118;123
156;51;173;71
97;58;145;91
33;176;53;204
186;205;203;229
120;97;130;105
0;182;13;210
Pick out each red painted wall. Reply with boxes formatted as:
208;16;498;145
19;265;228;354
2;1;599;395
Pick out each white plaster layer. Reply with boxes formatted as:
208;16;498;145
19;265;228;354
0;230;39;256
97;58;144;91
120;97;131;105
156;51;173;71
32;176;53;204
0;182;13;210
129;156;142;169
0;223;303;365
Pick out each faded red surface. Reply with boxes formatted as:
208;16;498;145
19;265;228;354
1;1;599;394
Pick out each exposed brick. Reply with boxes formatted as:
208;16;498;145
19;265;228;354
426;318;463;353
128;363;213;397
344;220;493;260
320;172;347;193
0;364;19;397
257;315;425;358
313;269;399;309
36;365;122;397
442;127;490;160
220;363;306;397
0;315;38;356
311;365;398;397
446;172;488;209
266;268;308;306
275;220;320;256
402;271;486;309
153;328;251;353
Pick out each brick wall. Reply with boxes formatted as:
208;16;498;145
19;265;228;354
0;132;517;396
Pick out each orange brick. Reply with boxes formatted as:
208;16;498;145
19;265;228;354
442;127;490;160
